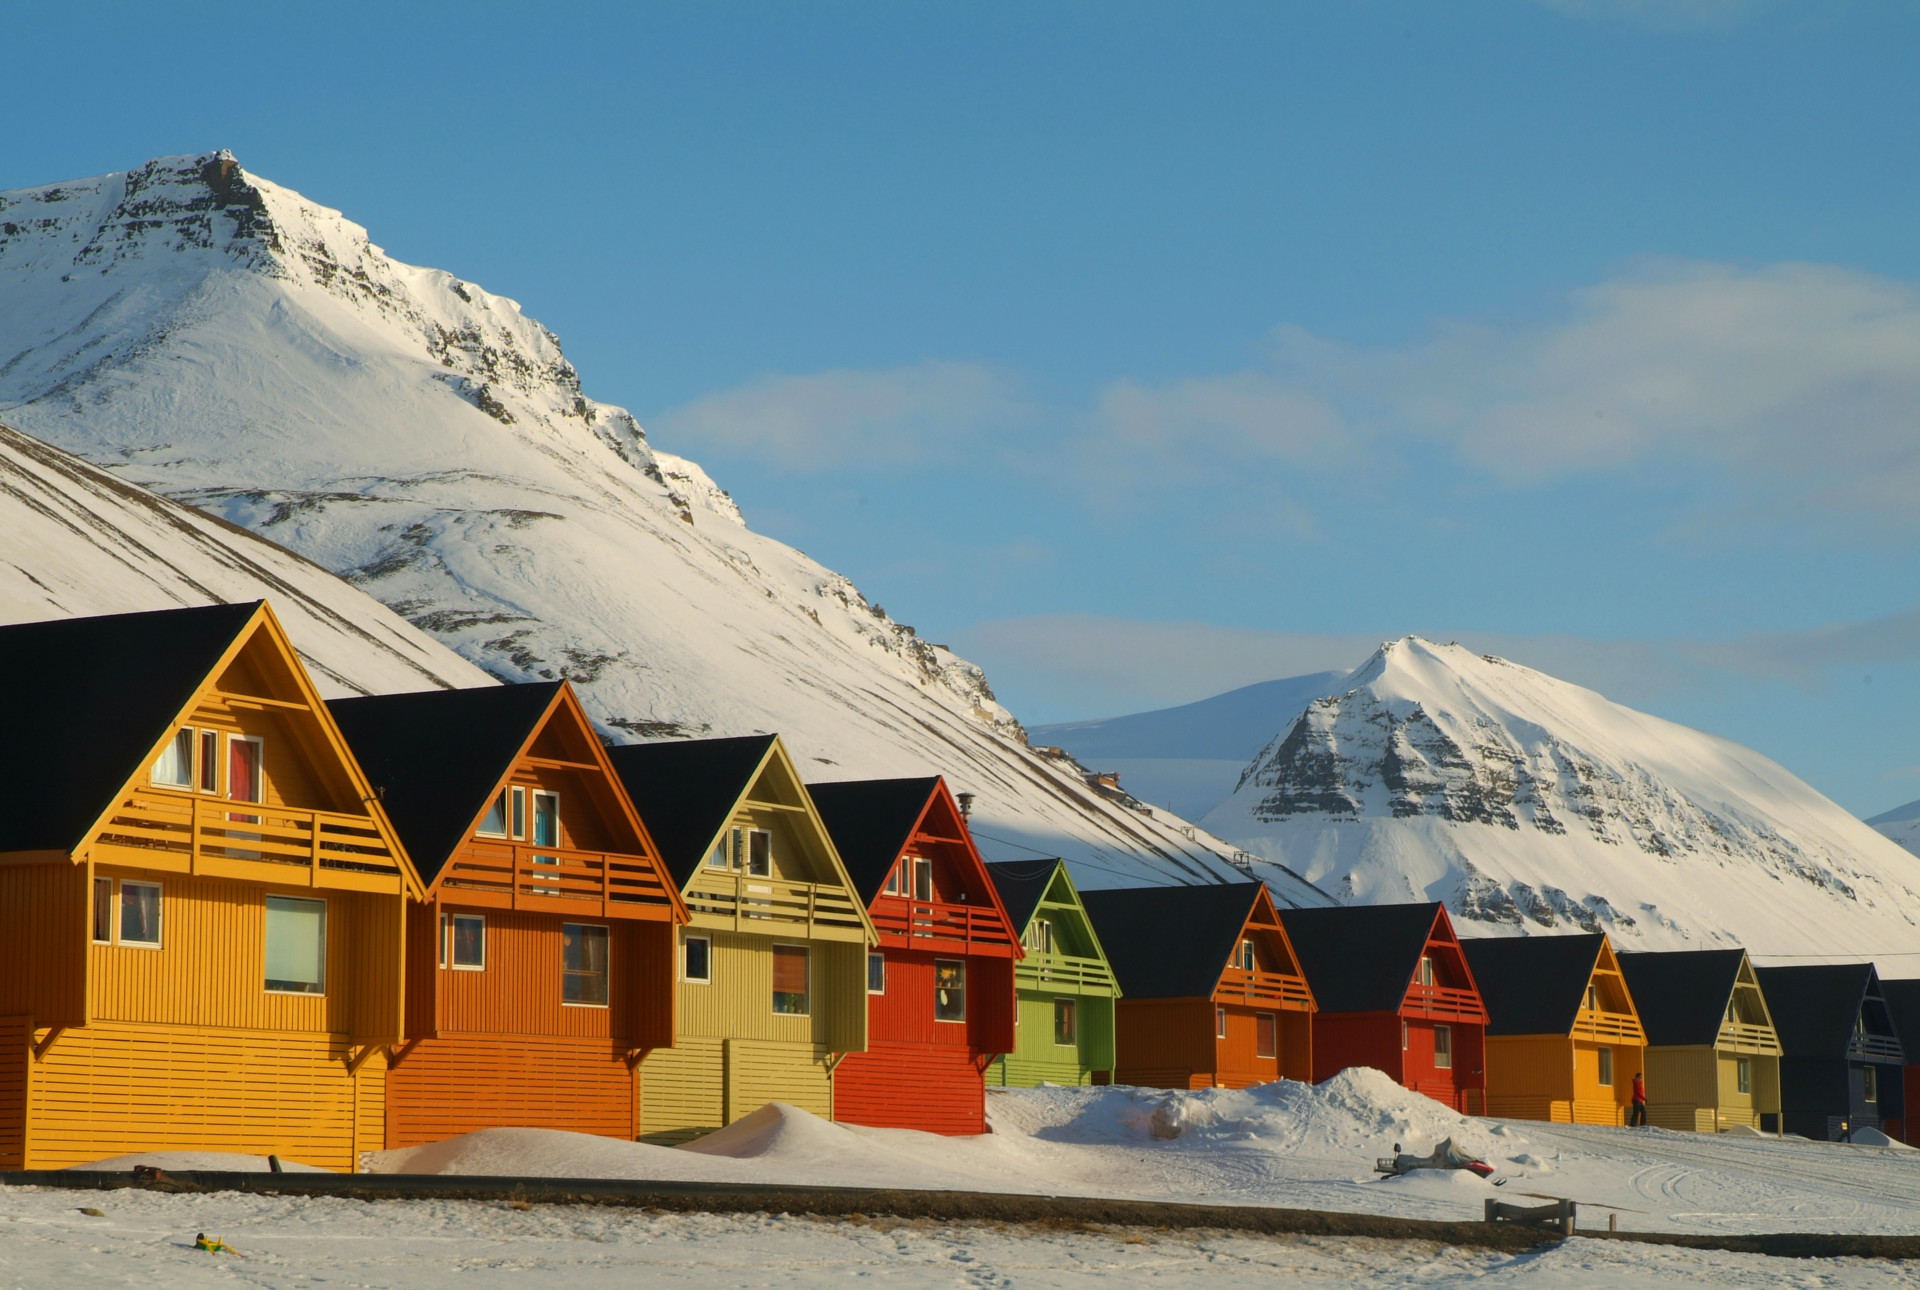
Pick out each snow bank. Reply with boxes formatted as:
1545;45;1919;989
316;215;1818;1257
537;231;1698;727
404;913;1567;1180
369;1127;746;1181
76;1150;332;1173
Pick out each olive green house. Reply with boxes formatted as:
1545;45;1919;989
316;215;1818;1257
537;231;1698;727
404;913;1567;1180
983;858;1118;1086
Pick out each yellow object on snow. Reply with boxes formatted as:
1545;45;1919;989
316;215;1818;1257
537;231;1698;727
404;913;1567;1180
194;1233;239;1255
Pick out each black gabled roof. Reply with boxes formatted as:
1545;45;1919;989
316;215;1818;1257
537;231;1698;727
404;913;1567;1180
1881;978;1920;1059
0;602;261;854
986;858;1064;935
1461;933;1606;1037
1081;882;1263;1000
806;777;941;905
1617;949;1750;1048
605;734;776;887
327;682;562;885
1279;903;1445;1014
1754;963;1890;1059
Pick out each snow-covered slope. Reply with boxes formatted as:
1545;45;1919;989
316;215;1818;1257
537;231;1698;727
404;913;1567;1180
1203;638;1920;962
0;151;1287;894
0;419;487;697
1869;799;1920;858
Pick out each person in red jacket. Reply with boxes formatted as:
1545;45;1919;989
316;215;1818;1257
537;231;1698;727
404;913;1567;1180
1628;1071;1648;1126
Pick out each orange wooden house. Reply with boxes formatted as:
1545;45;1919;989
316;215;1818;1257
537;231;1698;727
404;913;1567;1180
1462;932;1648;1124
1081;882;1315;1089
327;681;686;1147
807;776;1019;1135
0;602;417;1170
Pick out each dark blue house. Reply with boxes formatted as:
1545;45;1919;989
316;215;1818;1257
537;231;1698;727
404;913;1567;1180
1753;963;1904;1142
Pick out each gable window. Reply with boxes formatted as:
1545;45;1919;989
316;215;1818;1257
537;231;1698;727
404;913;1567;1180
1417;956;1435;987
1736;1056;1751;1094
153;728;195;788
1402;1020;1410;1050
445;913;485;970
883;863;900;895
772;944;810;1015
1216;1006;1227;1039
1597;1046;1614;1086
198;729;220;793
1865;1065;1879;1103
748;829;772;877
868;952;886;994
1054;998;1077;1046
562;923;610;1006
935;959;966;1021
1024;919;1054;954
478;788;510;838
912;856;933;902
1256;1012;1277;1060
707;828;735;869
513;786;529;840
120;880;162;947
92;876;113;943
533;791;559;849
264;895;325;993
1434;1024;1453;1069
1239;939;1256;971
683;933;711;984
1586;984;1599;1012
227;735;263;823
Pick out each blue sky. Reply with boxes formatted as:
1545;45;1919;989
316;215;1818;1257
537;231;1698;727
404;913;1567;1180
8;1;1919;814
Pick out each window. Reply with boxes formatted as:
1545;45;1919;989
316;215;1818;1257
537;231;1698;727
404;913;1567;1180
153;728;194;788
707;828;734;869
448;913;485;970
867;952;886;995
748;829;772;877
92;876;112;943
1865;1065;1879;1103
264;895;325;993
1434;1024;1452;1069
477;788;509;837
772;944;809;1015
1417;956;1435;987
227;734;263;820
1737;1056;1751;1095
1216;1006;1227;1039
198;729;220;793
1586;984;1598;1012
532;791;559;849
935;959;966;1021
562;923;610;1005
513;786;529;840
1402;1020;1410;1050
1054;998;1077;1046
1024;919;1054;954
883;864;900;895
1256;1012;1277;1059
684;934;711;984
1597;1046;1614;1086
120;880;162;947
1239;939;1256;971
912;856;933;902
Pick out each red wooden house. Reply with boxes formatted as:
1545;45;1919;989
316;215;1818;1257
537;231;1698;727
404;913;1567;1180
1278;902;1489;1112
328;681;686;1146
1082;882;1315;1089
807;777;1019;1135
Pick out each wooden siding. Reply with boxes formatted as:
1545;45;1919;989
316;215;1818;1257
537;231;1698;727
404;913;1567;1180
434;909;635;1039
0;860;86;1028
834;1041;986;1134
0;1015;26;1169
23;1020;375;1171
639;1036;725;1144
729;1038;832;1123
991;989;1116;1087
1114;998;1217;1087
1485;1034;1575;1122
1312;1013;1404;1085
385;1034;636;1148
676;929;865;1053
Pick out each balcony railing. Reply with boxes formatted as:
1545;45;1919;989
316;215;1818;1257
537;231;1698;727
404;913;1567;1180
1848;1031;1905;1062
1574;1009;1645;1044
684;870;868;940
1721;1019;1782;1053
1215;967;1314;1011
441;841;678;917
95;790;404;891
1016;951;1117;993
1403;983;1488;1022
870;896;1016;953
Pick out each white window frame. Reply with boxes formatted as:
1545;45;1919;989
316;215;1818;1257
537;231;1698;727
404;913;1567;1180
867;951;886;995
747;828;773;878
1256;1011;1277;1060
225;733;265;805
532;789;562;848
683;932;712;984
934;958;966;1023
883;864;901;895
264;894;327;995
707;828;733;869
447;912;486;971
1215;1005;1227;1039
476;788;511;839
1434;1023;1453;1069
1737;1055;1751;1095
771;942;811;1016
1402;1019;1410;1050
151;726;195;790
912;856;933;902
118;879;164;949
1418;955;1435;987
562;922;611;1008
1598;1045;1614;1087
198;728;221;794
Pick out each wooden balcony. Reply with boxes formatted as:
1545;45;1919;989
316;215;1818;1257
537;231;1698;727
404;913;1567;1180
441;841;678;919
94;789;405;894
1215;967;1314;1012
1848;1031;1904;1062
1015;951;1117;994
1402;983;1488;1023
683;870;868;942
871;896;1016;955
1719;1020;1783;1054
1574;1008;1645;1044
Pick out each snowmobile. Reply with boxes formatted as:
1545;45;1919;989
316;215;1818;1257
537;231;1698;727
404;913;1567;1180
1374;1137;1501;1183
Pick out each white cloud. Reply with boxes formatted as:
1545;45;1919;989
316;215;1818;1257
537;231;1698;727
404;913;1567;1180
650;360;1028;469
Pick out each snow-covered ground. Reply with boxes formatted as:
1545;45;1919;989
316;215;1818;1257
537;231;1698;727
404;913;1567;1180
17;1077;1920;1286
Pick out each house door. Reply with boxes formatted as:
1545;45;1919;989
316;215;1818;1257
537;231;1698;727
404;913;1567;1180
227;735;263;857
532;790;560;892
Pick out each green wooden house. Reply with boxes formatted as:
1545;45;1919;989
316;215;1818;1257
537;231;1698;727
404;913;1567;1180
983;858;1118;1086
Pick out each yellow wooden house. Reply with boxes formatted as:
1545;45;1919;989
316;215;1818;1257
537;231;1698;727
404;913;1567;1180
1618;949;1782;1132
1462;932;1647;1125
0;602;418;1170
607;735;876;1142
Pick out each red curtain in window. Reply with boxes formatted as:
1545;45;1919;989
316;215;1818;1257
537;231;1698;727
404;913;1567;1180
229;740;260;803
772;945;808;993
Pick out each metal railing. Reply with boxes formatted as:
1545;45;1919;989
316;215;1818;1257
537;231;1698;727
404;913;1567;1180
96;790;402;886
683;870;867;937
1215;967;1315;1010
442;840;678;915
870;896;1015;952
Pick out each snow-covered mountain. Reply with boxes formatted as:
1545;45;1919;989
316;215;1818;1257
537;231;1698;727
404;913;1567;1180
0;151;1293;895
1203;638;1920;962
1869;800;1920;858
0;418;486;696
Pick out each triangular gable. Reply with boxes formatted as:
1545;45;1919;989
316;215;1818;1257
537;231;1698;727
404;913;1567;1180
986;858;1116;982
1211;884;1315;1011
1401;904;1490;1024
1083;882;1278;1000
83;602;423;899
1581;937;1646;1044
1463;932;1610;1037
1717;952;1783;1054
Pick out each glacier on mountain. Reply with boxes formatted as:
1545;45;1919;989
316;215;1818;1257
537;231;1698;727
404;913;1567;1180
0;151;1300;895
